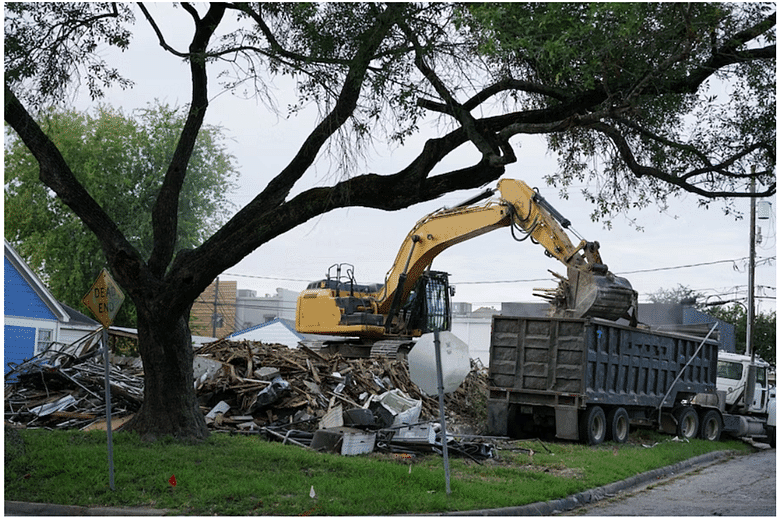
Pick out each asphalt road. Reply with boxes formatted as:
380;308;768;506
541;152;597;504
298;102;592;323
562;443;776;516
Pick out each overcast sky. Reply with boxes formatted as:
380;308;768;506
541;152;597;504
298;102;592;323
73;4;776;315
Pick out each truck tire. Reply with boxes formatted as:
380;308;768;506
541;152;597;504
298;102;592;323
768;427;776;449
698;410;722;442
580;406;607;445
607;407;630;443
674;406;699;440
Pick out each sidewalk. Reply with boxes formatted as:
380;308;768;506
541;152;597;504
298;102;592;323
5;450;734;516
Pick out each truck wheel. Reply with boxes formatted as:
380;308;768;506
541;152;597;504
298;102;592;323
674;407;699;439
607;407;630;443
698;410;722;442
580;406;607;445
768;427;776;449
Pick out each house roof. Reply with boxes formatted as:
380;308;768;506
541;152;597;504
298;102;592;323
60;302;100;327
4;239;70;322
230;318;305;341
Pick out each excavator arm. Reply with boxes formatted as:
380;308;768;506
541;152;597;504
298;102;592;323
296;179;637;340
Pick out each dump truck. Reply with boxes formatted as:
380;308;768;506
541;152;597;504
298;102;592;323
487;315;776;446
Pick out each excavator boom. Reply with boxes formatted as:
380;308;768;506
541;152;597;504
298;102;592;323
296;179;637;343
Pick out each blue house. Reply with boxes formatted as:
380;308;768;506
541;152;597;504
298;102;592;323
4;239;99;373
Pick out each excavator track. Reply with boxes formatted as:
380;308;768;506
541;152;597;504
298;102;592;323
302;339;414;360
369;340;415;360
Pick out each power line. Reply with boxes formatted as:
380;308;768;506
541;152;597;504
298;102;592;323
453;256;776;284
223;272;311;283
617;256;775;275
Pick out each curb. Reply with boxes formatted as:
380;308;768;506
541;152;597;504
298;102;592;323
437;449;734;516
4;501;169;516
4;450;734;516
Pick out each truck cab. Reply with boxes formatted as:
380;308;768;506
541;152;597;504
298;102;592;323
717;351;771;414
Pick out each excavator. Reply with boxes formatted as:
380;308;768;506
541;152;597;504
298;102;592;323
295;178;637;357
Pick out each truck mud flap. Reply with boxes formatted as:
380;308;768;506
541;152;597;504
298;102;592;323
487;399;508;436
660;412;677;435
555;406;579;440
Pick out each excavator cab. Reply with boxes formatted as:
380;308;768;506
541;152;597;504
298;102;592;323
397;271;452;335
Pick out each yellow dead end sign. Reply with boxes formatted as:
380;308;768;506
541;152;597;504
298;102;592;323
82;268;125;491
82;268;125;328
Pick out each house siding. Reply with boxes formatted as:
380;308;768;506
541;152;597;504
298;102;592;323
4;249;64;372
4;324;37;372
4;257;57;320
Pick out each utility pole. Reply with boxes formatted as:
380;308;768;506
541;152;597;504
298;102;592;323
745;170;757;410
747;174;756;357
212;277;220;338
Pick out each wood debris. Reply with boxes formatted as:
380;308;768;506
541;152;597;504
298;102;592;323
5;336;490;439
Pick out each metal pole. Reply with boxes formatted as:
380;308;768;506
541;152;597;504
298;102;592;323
102;327;115;491
747;174;756;357
212;277;220;337
745;171;757;408
433;329;451;496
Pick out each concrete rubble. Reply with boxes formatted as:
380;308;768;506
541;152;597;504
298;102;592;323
5;331;495;460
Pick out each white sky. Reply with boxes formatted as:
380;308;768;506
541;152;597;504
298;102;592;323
73;4;776;315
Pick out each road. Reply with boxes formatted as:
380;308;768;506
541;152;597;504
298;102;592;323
563;443;775;516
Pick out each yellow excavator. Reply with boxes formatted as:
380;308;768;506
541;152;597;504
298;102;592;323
296;178;637;357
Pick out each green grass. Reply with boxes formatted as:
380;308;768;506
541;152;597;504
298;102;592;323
5;427;751;515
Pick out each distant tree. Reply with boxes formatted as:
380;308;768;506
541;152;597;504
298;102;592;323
707;305;776;364
4;103;239;327
5;3;774;441
645;284;706;308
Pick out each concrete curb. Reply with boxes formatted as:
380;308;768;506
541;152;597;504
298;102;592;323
4;501;169;516
4;450;734;516
437;450;734;516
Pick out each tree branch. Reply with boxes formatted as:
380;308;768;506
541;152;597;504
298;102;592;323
590;120;776;198
163;3;407;309
138;2;189;58
399;20;515;167
671;11;776;93
147;3;225;278
165;123;504;312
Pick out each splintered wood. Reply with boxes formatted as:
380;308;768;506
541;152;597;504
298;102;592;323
196;339;489;433
5;338;489;435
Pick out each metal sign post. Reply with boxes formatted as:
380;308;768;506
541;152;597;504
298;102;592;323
101;326;115;491
433;329;451;496
82;269;125;492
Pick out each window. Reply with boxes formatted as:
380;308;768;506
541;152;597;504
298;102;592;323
36;329;53;353
756;366;767;386
717;360;743;381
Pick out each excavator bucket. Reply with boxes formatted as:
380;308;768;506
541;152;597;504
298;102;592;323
566;267;637;322
539;267;637;322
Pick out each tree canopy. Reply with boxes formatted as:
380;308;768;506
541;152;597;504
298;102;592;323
460;3;776;221
708;305;776;364
4;2;775;441
4;102;239;327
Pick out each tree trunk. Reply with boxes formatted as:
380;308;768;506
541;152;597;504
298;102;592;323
124;304;208;442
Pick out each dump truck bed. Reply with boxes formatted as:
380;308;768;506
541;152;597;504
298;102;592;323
488;316;718;410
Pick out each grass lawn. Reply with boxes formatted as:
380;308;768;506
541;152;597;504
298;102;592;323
5;426;751;515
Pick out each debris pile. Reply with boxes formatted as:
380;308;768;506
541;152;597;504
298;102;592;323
195;338;488;433
5;334;493;458
5;329;144;431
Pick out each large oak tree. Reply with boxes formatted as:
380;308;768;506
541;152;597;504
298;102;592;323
4;2;775;441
